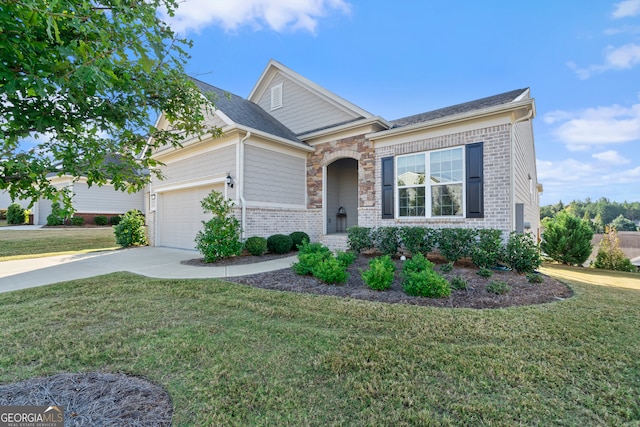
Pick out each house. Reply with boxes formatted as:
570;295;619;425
1;175;144;225
146;59;540;250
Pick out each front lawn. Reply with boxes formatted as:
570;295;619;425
1;267;639;425
0;228;117;260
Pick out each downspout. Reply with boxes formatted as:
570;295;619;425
510;109;534;232
239;131;251;240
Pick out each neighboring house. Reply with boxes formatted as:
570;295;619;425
147;59;540;250
1;175;144;225
589;231;640;269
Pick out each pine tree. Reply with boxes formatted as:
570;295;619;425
541;211;594;266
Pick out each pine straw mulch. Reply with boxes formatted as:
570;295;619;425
186;251;574;310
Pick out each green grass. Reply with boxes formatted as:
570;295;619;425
0;228;118;260
1;267;639;426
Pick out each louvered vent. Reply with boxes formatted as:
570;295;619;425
270;83;283;110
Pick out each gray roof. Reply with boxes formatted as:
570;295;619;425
391;88;529;128
190;78;304;145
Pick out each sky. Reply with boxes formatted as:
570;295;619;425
160;0;640;206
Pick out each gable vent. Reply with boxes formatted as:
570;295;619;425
270;83;283;110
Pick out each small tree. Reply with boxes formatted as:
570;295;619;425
594;227;636;272
195;190;243;263
541;211;593;266
592;213;605;234
6;203;26;225
610;215;638;232
114;210;147;247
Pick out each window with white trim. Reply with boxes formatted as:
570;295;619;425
396;147;464;218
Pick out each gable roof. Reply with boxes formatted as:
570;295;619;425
190;77;304;145
391;88;530;128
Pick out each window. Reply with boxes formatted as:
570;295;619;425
396;147;464;218
270;83;283;110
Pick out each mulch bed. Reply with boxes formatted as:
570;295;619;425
184;252;573;309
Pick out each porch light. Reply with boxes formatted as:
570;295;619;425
226;174;234;188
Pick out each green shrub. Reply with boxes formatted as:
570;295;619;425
114;210;147;247
439;262;454;273
471;229;503;269
541;211;593;266
335;250;357;268
526;272;544;284
194;191;242;262
361;255;396;291
292;241;332;275
477;267;493;278
7;203;26;225
245;236;268;256
450;275;468;290
399;226;437;257
371;226;400;256
289;231;310;250
109;215;122;226
94;215;109;226
504;232;541;273
402;253;434;276
347;226;373;253
70;216;85;226
438;228;478;264
0;209;5;220
594;227;637;272
46;205;64;226
267;234;293;254
402;269;451;298
486;280;511;295
312;257;349;285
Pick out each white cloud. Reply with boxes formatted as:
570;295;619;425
161;0;351;34
612;0;640;18
569;43;640;79
544;103;640;146
592;150;631;164
603;166;640;184
537;158;598;183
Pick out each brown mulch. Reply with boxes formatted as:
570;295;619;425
184;252;573;309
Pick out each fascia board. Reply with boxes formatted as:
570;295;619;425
299;117;391;141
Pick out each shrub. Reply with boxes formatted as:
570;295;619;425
439;262;454;273
402;269;451;298
371;226;400;256
245;236;268;256
594;227;637;272
70;216;85;226
361;255;396;291
526;272;544;284
471;229;504;269
0;209;5;220
94;215;109;226
109;215;122;226
194;191;242;262
450;275;468;290
267;234;293;254
541;211;593;266
312;257;349;285
402;253;434;276
289;231;310;250
610;214;638;232
437;228;477;264
399;226;437;257
486;280;511;295
292;241;332;275
46;213;63;226
114;210;147;247
335;250;357;268
504;232;542;273
477;267;493;278
7;203;26;225
347;226;373;253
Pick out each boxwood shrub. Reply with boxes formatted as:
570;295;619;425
267;234;293;254
245;236;268;256
289;231;310;250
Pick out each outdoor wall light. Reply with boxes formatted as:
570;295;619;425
226;174;234;188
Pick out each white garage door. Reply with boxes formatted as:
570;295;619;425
157;185;222;249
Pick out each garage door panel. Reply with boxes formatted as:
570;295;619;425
157;185;222;249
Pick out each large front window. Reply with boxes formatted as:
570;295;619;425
397;147;464;217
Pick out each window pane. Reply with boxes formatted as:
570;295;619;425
399;187;426;217
431;184;462;216
397;154;425;186
431;147;463;184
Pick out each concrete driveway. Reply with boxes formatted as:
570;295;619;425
0;246;296;294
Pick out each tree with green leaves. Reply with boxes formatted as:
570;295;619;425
1;0;217;209
610;215;638;232
195;190;243;263
594;227;636;272
541;211;594;266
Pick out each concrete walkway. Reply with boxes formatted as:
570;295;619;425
0;247;297;294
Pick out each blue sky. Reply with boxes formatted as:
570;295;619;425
162;0;640;206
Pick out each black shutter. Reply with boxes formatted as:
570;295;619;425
466;142;484;218
381;156;394;218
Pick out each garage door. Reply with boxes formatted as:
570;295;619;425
157;185;222;249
